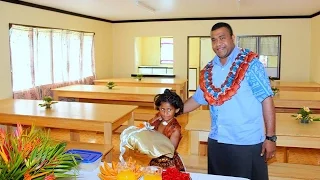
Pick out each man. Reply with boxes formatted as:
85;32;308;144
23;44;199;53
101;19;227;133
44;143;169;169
183;22;276;180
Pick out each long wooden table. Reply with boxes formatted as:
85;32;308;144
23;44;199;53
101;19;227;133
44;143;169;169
272;81;320;92
0;99;137;146
94;78;188;101
185;110;320;164
52;85;170;108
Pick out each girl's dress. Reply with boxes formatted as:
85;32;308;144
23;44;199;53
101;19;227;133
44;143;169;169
149;118;185;171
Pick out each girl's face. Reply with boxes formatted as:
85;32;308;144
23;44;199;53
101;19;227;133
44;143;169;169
159;102;180;122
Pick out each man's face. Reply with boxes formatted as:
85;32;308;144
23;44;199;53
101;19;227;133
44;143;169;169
210;27;235;60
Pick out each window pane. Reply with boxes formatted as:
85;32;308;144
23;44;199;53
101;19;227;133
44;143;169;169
237;37;257;52
52;31;68;83
82;34;94;77
68;32;81;81
10;29;33;91
34;30;52;86
161;38;173;44
259;55;268;68
259;37;279;56
160;37;173;64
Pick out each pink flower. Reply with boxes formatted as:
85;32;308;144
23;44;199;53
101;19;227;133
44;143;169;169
14;123;23;139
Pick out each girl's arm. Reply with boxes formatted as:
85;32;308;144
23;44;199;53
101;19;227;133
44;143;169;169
170;130;181;149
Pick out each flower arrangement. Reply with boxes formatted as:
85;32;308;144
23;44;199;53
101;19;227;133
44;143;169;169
135;74;143;81
292;106;320;123
0;124;80;179
38;96;58;109
106;82;116;89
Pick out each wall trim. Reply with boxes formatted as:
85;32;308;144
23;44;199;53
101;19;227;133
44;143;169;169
311;11;320;18
112;15;311;23
1;0;319;23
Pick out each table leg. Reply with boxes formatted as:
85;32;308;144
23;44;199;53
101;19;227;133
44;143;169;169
104;123;113;161
104;123;112;145
183;82;187;101
284;147;288;163
175;85;183;101
128;112;134;126
70;130;80;141
189;131;200;155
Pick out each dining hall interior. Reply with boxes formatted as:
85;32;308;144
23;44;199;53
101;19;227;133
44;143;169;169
0;0;320;179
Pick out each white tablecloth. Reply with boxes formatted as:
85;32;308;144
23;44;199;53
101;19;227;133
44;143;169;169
70;165;249;180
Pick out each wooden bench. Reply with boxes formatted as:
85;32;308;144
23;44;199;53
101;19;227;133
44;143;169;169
64;141;113;162
268;162;320;180
181;155;320;179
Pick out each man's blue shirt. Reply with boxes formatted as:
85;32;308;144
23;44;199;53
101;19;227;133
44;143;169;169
192;47;273;145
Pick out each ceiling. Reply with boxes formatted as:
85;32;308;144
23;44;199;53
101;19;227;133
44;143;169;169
16;0;320;22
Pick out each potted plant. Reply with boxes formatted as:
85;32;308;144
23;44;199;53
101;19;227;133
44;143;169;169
107;82;116;89
0;124;80;179
135;74;143;81
292;106;320;124
38;96;57;109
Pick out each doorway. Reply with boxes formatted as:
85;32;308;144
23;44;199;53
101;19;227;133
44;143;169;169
187;36;215;97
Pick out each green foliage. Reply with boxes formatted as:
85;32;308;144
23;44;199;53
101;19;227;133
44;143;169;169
38;96;58;108
0;125;80;179
106;82;116;89
135;74;143;80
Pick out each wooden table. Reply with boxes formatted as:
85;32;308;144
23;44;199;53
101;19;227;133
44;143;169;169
185;110;320;156
272;81;320;92
52;85;170;108
94;78;188;101
0;99;137;147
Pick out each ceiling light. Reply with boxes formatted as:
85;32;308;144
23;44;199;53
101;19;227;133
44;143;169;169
136;0;156;13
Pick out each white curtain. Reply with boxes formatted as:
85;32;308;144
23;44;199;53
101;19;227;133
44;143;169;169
9;25;95;99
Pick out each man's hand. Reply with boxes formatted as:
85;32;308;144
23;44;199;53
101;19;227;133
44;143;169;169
261;140;276;161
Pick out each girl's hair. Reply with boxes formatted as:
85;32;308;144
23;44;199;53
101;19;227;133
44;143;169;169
154;89;184;117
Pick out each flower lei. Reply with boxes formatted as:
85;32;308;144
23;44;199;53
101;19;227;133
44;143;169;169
199;48;258;106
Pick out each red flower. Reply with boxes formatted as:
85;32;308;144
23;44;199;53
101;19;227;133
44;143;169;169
162;167;190;180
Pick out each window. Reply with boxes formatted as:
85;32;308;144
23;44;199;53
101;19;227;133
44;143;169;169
160;37;173;64
237;35;281;79
9;25;95;92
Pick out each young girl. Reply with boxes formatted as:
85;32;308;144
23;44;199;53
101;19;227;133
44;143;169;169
148;89;185;171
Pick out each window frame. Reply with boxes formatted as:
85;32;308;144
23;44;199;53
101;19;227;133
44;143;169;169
236;35;281;80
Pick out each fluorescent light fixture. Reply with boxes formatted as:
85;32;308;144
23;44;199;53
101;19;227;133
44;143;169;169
136;0;156;13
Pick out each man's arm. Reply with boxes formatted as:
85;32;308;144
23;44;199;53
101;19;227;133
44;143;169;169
261;96;276;160
246;58;276;160
183;97;201;113
262;97;276;136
